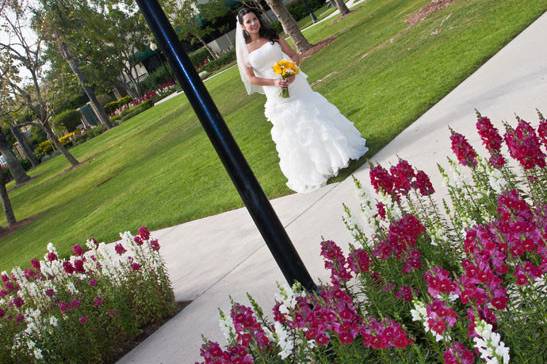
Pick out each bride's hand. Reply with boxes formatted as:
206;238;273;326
286;75;296;84
274;79;289;88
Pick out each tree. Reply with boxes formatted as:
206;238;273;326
0;129;30;185
264;0;313;53
0;0;79;167
333;0;350;16
164;0;230;59
92;0;156;98
35;0;113;129
0;167;16;228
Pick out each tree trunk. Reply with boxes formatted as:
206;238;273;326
57;39;113;130
10;126;39;168
334;0;351;15
0;171;16;227
0;131;30;185
39;121;79;167
194;34;219;60
265;0;313;53
255;1;274;24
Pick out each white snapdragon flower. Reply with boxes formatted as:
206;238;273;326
218;309;235;342
487;168;507;194
33;347;43;360
274;321;294;359
66;282;78;295
473;320;510;364
49;316;58;327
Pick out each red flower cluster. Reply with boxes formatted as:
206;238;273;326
320;240;352;284
504;119;545;170
347;248;370;274
426;299;458;336
360;318;412;349
450;130;478;167
424;266;459;299
443;342;475;364
230;303;271;349
476;115;506;168
373;214;425;260
198;341;253;364
284;285;362;346
370;160;435;200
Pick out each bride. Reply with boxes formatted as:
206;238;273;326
236;8;368;193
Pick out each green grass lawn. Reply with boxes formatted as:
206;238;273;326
1;0;545;270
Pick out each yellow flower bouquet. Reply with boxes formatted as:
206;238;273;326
272;59;300;98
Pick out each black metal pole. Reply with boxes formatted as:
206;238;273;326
136;0;317;292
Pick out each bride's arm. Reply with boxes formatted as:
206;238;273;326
245;66;288;88
278;37;301;65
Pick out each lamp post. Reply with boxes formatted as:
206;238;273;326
135;0;317;292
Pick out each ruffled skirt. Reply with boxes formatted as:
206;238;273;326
264;82;368;193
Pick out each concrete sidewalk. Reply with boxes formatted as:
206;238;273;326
119;12;547;364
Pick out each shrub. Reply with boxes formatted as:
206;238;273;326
112;100;153;123
58;132;77;147
52;110;82;133
34;140;53;158
200;50;236;74
0;227;175;363
196;111;546;363
189;47;211;69
105;96;133;115
140;66;174;93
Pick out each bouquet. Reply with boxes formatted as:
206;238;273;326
272;59;300;98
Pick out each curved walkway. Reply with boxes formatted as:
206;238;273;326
119;11;547;364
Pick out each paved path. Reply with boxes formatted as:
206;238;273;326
119;11;547;364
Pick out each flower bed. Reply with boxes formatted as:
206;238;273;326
198;111;546;363
0;227;175;363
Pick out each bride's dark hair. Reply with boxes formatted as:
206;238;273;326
237;7;279;44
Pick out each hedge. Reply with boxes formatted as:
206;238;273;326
52;110;82;133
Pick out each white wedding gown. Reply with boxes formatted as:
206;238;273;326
248;41;368;193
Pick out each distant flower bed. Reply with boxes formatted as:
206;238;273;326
198;111;546;363
0;227;175;363
112;81;177;118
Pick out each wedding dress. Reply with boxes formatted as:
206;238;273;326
247;41;368;193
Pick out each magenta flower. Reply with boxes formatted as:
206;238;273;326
476;114;506;168
73;259;85;274
450;130;478;167
444;342;475;364
30;258;41;271
79;315;88;325
320;240;352;284
93;296;104;308
150;239;160;251
395;285;413;302
504;119;545;169
89;278;97;287
114;243;127;255
12;296;24;308
138;226;150;240
63;261;75;274
369;164;395;196
47;251;58;262
413;170;435;196
0;308;4;318
45;288;55;297
72;244;84;256
133;236;144;246
376;201;386;219
130;262;141;271
424;266;459;298
389;159;415;196
230;303;271;349
347;248;370;274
